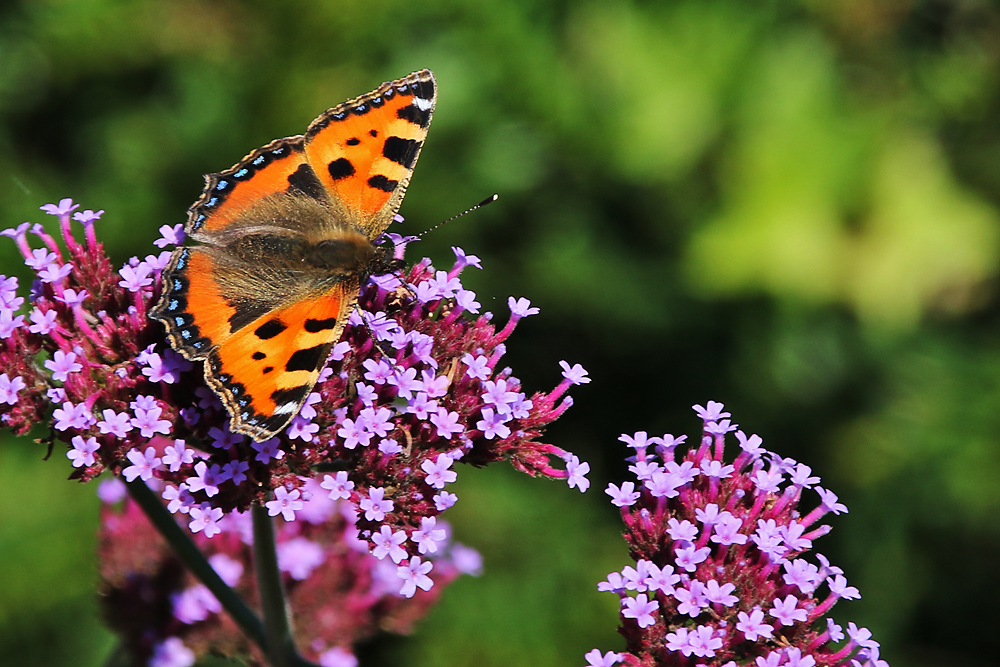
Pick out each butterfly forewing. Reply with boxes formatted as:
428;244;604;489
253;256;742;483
304;69;435;237
186;137;322;236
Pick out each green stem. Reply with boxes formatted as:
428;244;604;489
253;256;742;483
252;502;321;667
125;479;267;648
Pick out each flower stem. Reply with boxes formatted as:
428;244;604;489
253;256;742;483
252;502;320;667
125;479;267;648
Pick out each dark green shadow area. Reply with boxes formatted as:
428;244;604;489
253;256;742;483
0;435;113;666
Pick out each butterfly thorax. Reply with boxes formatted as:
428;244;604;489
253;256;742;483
286;231;402;284
196;195;370;272
365;241;406;278
295;234;376;274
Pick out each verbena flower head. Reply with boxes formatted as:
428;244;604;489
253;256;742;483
0;200;588;585
591;402;888;667
97;476;480;666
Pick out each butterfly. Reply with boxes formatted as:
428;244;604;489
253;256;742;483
151;69;436;442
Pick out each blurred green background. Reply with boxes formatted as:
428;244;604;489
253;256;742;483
2;0;999;665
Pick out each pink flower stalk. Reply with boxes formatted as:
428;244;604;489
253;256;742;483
591;402;887;667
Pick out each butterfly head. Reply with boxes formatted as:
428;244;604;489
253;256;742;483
365;238;406;279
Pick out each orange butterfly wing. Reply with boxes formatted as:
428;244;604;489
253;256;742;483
153;70;436;441
155;227;363;441
187;137;314;236
303;70;435;237
206;276;359;441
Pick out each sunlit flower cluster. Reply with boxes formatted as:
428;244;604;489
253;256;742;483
587;402;887;667
0;199;589;620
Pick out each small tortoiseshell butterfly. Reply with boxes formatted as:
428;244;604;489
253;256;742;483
151;70;436;442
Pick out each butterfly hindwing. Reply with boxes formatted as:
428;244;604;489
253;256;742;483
154;194;342;362
154;246;240;360
154;222;367;441
207;281;359;441
304;69;435;238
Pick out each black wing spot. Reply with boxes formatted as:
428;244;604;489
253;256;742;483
369;129;378;137
229;299;274;333
346;137;360;146
252;351;266;360
368;175;398;192
286;163;327;200
271;384;309;408
328;158;355;180
262;366;274;374
305;317;339;332
397;104;431;128
413;78;435;99
285;344;327;373
382;136;420;168
255;319;287;340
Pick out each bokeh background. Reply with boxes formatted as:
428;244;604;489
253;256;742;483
2;1;999;665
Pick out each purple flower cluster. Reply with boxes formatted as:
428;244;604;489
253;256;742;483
97;475;481;666
589;402;887;667
0;199;588;593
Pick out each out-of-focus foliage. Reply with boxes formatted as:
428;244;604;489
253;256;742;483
2;1;999;665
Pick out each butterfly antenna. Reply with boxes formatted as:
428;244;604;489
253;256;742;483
365;195;497;376
417;194;498;238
